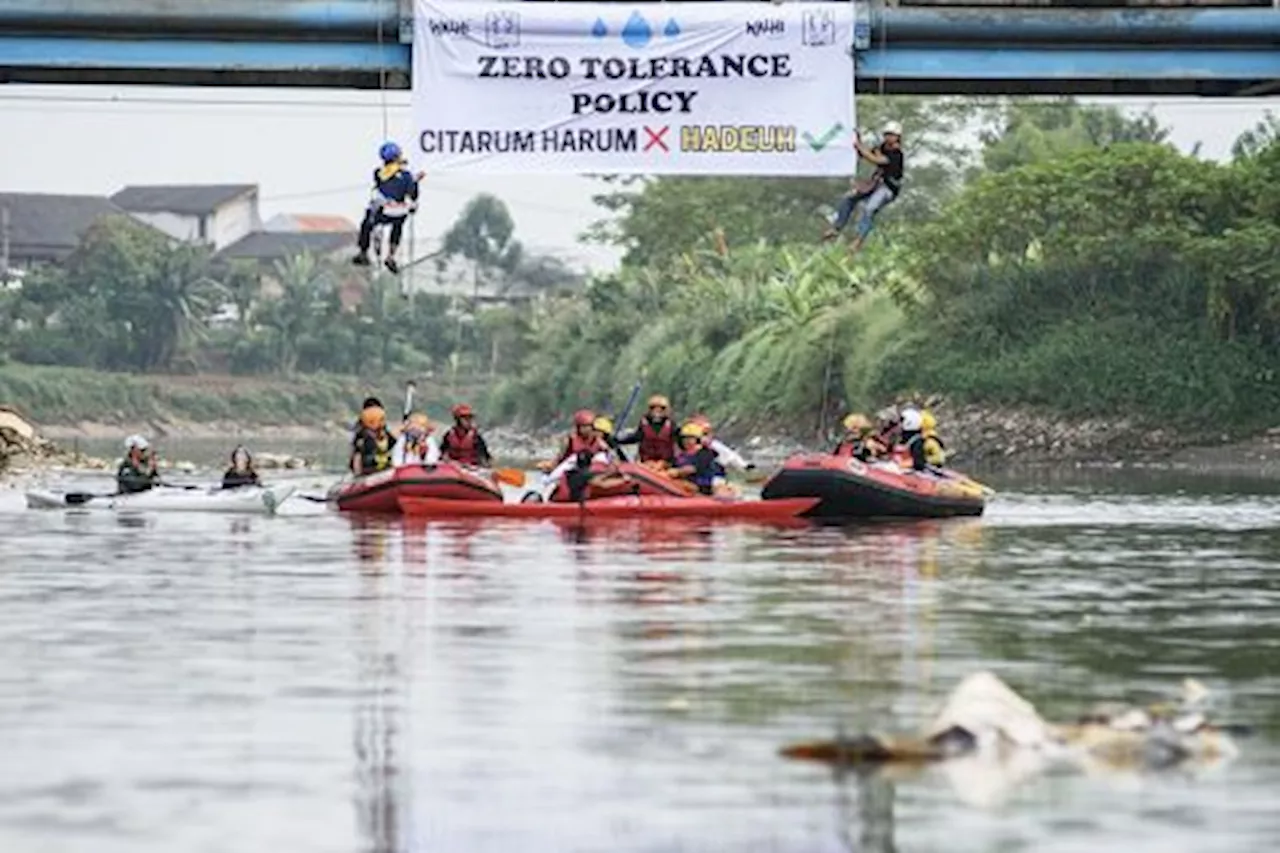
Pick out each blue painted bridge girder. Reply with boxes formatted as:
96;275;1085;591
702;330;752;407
0;1;1276;96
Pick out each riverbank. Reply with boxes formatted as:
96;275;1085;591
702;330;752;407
9;401;1280;482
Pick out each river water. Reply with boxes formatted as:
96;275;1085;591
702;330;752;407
1;466;1278;852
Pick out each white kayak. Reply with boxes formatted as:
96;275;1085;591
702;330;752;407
24;484;296;515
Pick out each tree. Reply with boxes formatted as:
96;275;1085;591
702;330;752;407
979;98;1173;174
583;96;990;269
1231;111;1280;161
441;194;524;274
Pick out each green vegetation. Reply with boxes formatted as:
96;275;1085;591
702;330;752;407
489;98;1280;437
0;192;577;381
0;364;483;428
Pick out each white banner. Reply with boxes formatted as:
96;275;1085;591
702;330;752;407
411;1;856;175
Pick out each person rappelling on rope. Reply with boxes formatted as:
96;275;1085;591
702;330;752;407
821;121;904;254
352;141;424;275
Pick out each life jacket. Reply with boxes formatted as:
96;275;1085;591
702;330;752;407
442;426;481;465
923;434;947;466
834;438;863;459
638;417;676;464
676;447;716;495
564;432;607;460
358;427;394;473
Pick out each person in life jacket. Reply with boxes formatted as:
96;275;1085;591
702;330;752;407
352;141;423;275
833;414;886;461
687;413;755;474
873;406;902;451
538;409;628;501
351;404;395;476
221;445;261;489
593;415;630;463
920;410;947;468
117;434;160;494
671;422;720;496
822;121;904;254
439;403;492;468
392;413;441;467
616;394;678;465
899;408;930;472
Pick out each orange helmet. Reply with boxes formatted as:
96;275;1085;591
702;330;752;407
573;409;595;426
360;405;386;430
452;403;474;418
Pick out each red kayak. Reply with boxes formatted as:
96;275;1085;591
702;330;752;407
545;461;694;502
398;494;819;520
760;453;987;520
335;463;503;513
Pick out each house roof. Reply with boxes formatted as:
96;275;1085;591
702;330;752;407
264;213;357;233
217;230;355;262
0;192;140;262
112;184;257;216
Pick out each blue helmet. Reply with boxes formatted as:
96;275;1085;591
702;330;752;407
378;141;402;163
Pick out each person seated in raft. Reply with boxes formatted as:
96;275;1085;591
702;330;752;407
920;410;947;468
438;403;492;468
834;414;886;461
350;403;395;476
539;410;632;501
899;408;933;472
221;445;261;489
688;413;755;474
593;415;631;463
671;422;721;496
615;394;678;466
873;406;902;451
117;434;160;494
393;413;440;467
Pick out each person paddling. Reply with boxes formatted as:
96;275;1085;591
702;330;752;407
616;394;678;465
439;403;492;468
116;435;160;495
221;445;261;489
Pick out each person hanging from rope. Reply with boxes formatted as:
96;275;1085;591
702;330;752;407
821;121;904;254
352;141;424;275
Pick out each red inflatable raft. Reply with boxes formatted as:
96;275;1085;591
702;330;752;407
398;494;819;521
334;463;504;513
760;453;987;520
544;461;694;502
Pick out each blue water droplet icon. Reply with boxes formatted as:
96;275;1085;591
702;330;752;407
620;11;652;48
591;18;607;38
663;18;680;38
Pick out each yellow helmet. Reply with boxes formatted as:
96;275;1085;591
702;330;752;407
679;421;706;440
842;413;871;433
647;394;671;410
407;412;431;431
360;405;387;430
592;416;615;435
921;410;937;435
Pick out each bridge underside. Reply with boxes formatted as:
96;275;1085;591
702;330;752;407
0;2;1276;97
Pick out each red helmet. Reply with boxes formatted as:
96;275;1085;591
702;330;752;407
452;403;474;418
573;409;595;426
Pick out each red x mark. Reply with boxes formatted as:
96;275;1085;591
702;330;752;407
643;125;669;153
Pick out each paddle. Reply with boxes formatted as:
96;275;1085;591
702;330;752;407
493;467;526;487
62;491;119;505
403;379;416;423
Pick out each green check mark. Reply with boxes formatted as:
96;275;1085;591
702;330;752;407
803;123;844;152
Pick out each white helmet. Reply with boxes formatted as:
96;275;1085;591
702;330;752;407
901;409;923;432
124;434;149;451
882;121;903;138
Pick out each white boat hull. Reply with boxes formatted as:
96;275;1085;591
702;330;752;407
24;485;296;515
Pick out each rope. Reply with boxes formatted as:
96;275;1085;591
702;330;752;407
877;0;887;98
377;0;390;140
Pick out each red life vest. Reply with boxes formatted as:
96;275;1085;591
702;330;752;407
443;426;480;465
638;418;675;463
561;432;606;462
